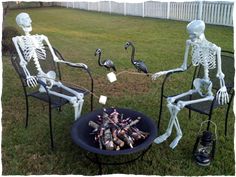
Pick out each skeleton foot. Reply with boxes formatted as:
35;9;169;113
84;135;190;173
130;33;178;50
154;132;171;144
169;135;182;149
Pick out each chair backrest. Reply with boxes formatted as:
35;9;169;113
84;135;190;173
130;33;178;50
10;44;62;88
194;51;234;93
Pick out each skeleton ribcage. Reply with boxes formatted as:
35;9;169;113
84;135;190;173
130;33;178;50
20;35;46;62
191;44;216;69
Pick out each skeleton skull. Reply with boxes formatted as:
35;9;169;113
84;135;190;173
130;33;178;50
187;20;205;42
16;12;32;33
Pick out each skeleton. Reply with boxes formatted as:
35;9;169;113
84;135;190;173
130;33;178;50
152;20;229;149
12;12;90;120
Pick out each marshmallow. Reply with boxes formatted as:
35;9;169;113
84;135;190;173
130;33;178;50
99;95;107;105
107;72;117;83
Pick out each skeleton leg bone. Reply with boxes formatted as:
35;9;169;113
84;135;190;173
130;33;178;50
154;103;180;144
169;117;182;149
167;89;198;103
168;96;214;148
42;88;84;120
54;81;84;100
177;95;214;108
155;90;198;145
48;90;84;120
155;87;214;148
73;99;84;120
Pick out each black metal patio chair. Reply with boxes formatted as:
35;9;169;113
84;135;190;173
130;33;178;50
10;45;94;149
157;50;234;136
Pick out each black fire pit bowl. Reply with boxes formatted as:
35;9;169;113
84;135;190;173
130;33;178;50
71;108;157;156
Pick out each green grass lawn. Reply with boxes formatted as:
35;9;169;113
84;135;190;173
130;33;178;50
2;7;234;175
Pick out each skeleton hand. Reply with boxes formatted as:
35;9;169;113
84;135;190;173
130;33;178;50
152;71;168;80
26;76;38;87
216;86;229;105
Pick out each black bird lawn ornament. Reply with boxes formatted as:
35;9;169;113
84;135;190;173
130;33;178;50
95;48;116;72
124;41;148;74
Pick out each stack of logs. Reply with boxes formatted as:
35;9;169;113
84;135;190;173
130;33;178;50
89;109;149;151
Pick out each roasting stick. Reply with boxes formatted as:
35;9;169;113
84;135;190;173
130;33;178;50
38;76;110;106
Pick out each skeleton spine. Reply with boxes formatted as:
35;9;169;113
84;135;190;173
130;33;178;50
33;55;43;73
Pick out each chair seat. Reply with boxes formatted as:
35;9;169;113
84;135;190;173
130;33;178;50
164;93;220;115
28;85;89;109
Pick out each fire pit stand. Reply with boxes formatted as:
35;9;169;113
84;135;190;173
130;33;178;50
84;144;152;174
71;108;157;174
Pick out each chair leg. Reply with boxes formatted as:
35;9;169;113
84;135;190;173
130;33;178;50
157;96;164;134
49;105;54;150
207;114;212;131
225;103;231;136
58;106;62;112
25;96;29;128
188;110;192;120
91;94;94;112
188;95;192;120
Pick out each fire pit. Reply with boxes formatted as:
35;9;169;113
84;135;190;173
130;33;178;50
71;108;157;156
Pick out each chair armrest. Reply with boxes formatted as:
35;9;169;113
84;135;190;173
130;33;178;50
51;45;89;72
161;64;192;98
161;70;184;93
50;45;94;111
63;61;94;111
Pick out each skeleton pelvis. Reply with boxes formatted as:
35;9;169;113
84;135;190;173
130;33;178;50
38;71;56;92
193;78;213;97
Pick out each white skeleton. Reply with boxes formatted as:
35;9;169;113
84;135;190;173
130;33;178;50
12;12;89;120
152;20;229;149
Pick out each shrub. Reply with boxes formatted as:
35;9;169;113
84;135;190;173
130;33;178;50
2;26;21;55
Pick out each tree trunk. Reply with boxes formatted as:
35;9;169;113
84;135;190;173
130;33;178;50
39;2;44;7
3;2;10;29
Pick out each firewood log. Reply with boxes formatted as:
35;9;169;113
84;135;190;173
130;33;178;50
89;109;149;151
123;117;141;131
102;128;114;150
88;121;99;130
112;128;125;147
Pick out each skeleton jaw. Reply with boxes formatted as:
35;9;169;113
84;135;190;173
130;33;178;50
22;26;32;35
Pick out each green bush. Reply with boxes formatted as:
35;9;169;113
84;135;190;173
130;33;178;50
2;26;21;55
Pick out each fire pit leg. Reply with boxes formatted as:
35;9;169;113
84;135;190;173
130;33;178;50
85;144;152;175
140;144;153;165
95;154;103;175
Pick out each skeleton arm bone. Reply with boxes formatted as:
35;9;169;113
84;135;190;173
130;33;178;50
42;35;88;69
12;37;38;87
152;40;191;80
215;46;229;105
